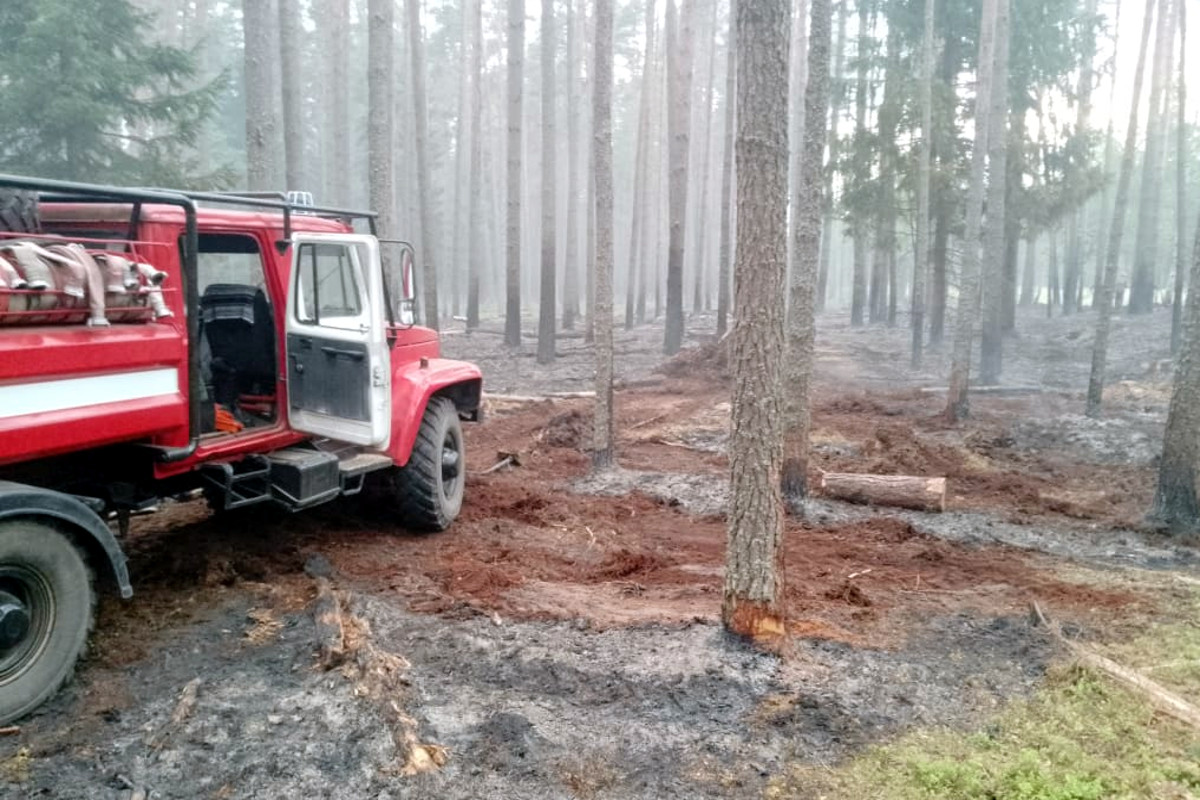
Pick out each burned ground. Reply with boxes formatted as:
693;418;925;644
3;308;1197;799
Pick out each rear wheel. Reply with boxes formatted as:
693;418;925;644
0;189;39;233
0;521;93;725
387;397;465;531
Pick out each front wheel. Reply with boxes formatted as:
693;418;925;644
386;397;466;531
0;521;94;725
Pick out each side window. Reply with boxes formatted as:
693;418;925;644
195;233;268;292
295;242;364;327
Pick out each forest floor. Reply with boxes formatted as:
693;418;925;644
4;307;1199;799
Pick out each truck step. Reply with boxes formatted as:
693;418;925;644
267;448;341;511
200;455;273;511
337;452;393;496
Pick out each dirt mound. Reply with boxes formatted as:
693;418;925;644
541;409;591;449
657;340;730;380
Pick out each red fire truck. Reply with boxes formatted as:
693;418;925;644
0;175;482;724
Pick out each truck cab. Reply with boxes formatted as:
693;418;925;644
0;176;482;724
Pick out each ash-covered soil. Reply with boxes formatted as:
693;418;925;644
4;307;1198;798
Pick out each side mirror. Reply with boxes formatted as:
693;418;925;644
399;244;416;326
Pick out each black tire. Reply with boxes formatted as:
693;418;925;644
0;521;94;725
0;189;39;233
388;397;466;531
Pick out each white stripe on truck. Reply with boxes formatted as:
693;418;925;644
0;368;180;419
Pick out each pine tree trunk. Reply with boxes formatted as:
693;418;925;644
1001;111;1022;331
781;0;831;509
625;0;656;331
592;0;615;470
1062;0;1098;316
725;0;789;640
786;0;809;280
691;0;720;319
1154;205;1200;525
537;0;558;364
849;0;869;328
1087;0;1157;417
1129;0;1173;314
406;0;441;329
466;0;484;329
716;2;735;340
945;0;998;421
1020;234;1036;306
979;0;1010;386
874;24;900;328
816;3;847;314
929;33;958;345
1048;225;1059;316
564;0;581;331
664;0;695;355
912;0;934;367
279;0;304;190
1171;0;1187;355
324;0;351;205
367;0;395;259
505;0;525;346
243;0;284;192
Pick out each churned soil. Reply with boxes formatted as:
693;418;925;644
3;307;1197;799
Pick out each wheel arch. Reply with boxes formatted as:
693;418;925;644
0;481;132;600
386;359;482;467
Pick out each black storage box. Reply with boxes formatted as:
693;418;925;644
268;448;340;505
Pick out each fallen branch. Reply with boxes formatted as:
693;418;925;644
919;385;1043;396
629;412;669;430
0;726;18;736
476;451;521;475
1032;601;1200;730
485;391;596;403
820;472;947;512
146;678;202;749
312;577;346;670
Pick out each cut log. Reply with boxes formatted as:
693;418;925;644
819;472;947;512
919;385;1042;396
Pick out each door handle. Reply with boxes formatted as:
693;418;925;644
321;346;366;360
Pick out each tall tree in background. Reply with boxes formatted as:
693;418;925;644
979;0;1010;386
1087;0;1156;416
367;0;395;251
466;0;484;329
243;0;283;191
625;0;657;330
724;0;789;639
563;0;581;330
1062;0;1098;314
0;0;222;185
1091;0;1121;309
848;0;868;328
407;0;440;330
592;0;615;471
782;0;832;510
1128;0;1173;314
505;0;525;347
1171;0;1187;354
1153;206;1200;527
279;0;304;190
664;0;695;356
786;0;809;275
537;0;557;364
816;3;847;313
323;0;350;205
716;0;735;340
912;0;934;368
945;0;997;421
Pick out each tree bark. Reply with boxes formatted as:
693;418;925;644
279;0;304;190
466;0;484;329
1020;234;1036;306
505;0;525;346
664;0;695;356
912;0;934;368
243;0;284;192
564;0;581;331
625;0;656;331
1154;207;1200;526
929;33;958;346
1171;0;1187;355
820;473;947;512
786;0;809;283
781;0;831;510
725;0;790;640
945;0;997;421
592;0;615;470
407;0;441;330
849;0;869;328
979;0;1010;386
537;0;558;364
716;2;735;340
367;0;395;264
1129;0;1173;314
817;3;847;314
1087;0;1157;417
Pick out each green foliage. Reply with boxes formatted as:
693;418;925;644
769;598;1200;800
0;0;230;187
